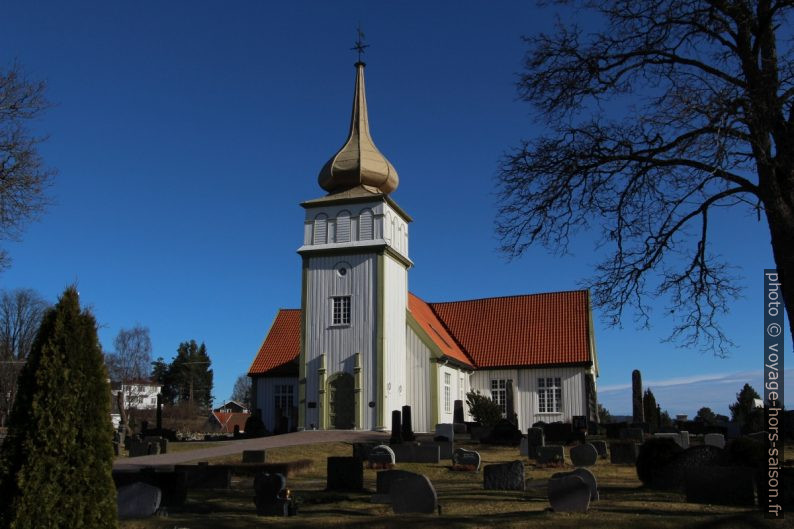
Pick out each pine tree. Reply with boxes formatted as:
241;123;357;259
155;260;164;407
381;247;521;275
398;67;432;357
643;389;659;432
0;287;117;528
729;383;764;433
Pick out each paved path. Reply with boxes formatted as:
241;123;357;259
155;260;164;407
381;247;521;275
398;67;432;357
113;430;390;469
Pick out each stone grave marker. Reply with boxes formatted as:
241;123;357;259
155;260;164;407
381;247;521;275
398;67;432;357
552;468;599;501
679;431;690;449
537;445;565;465
569;443;598;467
543;423;573;445
391;474;438;514
452;448;480;471
436;439;454;459
520;437;529;457
373;469;418;503
390;410;403;444
435;423;455;442
117;482;162;519
548;475;590;513
391;443;440;464
327;457;364;491
684;466;755;506
609;441;639;464
590;440;608;458
453;399;465;424
401;405;416;442
620;427;644;443
483;461;525;491
368;445;396;469
483;419;522;445
243;450;266;464
704;433;726;449
254;472;292;516
653;432;685;448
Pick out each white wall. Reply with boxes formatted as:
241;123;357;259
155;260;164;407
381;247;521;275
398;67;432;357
405;325;432;432
254;377;298;432
437;363;469;425
383;254;407;417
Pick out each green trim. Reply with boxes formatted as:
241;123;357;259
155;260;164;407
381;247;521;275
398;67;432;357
318;353;327;429
353;352;363;429
298;258;308;429
429;359;439;427
376;252;385;429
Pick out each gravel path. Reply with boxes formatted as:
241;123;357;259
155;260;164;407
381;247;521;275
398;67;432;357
113;430;390;469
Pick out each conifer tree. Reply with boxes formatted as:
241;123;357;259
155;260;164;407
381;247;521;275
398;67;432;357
0;287;117;528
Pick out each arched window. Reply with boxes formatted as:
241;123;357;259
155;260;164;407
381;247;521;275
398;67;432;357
313;213;328;245
358;208;373;240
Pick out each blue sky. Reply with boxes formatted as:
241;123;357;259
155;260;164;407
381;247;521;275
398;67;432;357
2;1;790;417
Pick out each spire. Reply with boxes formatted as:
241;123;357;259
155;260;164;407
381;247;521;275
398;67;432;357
317;61;399;195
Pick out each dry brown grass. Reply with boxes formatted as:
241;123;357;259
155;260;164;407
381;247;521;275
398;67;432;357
118;439;789;529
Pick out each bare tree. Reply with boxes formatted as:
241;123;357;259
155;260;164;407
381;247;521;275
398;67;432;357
497;0;793;354
0;288;48;426
105;325;152;384
0;63;53;270
230;374;252;408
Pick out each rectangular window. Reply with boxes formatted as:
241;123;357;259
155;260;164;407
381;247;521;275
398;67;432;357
490;379;507;415
459;376;464;402
444;373;451;413
537;377;562;413
331;296;351;325
274;384;294;410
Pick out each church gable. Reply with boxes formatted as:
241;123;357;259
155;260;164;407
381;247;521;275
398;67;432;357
248;309;300;377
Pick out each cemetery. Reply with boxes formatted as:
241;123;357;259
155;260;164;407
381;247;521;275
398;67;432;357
111;419;793;528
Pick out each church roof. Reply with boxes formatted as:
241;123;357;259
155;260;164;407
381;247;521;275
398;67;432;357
407;293;474;368
428;290;592;368
317;62;399;195
248;290;593;376
248;309;300;376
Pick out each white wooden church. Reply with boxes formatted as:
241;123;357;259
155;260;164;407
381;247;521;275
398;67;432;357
248;61;600;433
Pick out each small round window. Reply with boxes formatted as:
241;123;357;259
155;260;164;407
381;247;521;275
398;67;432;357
338;267;347;277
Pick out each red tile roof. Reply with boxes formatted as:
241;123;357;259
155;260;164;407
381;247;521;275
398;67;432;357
249;291;592;374
429;290;592;368
407;293;474;367
248;309;301;376
210;411;250;433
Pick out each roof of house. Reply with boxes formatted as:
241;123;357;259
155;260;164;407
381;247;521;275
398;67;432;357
248;309;301;376
210;411;250;434
428;290;592;368
248;290;593;376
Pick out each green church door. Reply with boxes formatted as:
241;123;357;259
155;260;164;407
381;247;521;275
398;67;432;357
328;372;355;429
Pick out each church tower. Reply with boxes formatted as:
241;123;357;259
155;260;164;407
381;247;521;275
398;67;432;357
297;61;411;430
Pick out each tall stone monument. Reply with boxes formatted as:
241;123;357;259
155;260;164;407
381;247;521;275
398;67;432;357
631;370;644;424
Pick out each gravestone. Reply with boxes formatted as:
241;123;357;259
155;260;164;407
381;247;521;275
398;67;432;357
527;427;545;446
548;475;590;513
253;472;291;516
368;445;396;469
537;445;565;465
327;457;363;491
552;468;599;501
590;440;608;458
352;442;376;461
620;428;644;442
520;437;529;457
632;369;644;423
243;450;267;464
664;445;725;488
569;443;598;467
453;399;465;424
483;461;525;490
679;431;690;449
452;448;480;471
609;441;639;464
390;410;403;444
391;474;438;514
435;423;455;442
543;423;573;444
435;439;454;459
684;466;756;506
704;433;726;449
117;482;162;519
401;405;415;442
375;469;418;496
391;443;441;464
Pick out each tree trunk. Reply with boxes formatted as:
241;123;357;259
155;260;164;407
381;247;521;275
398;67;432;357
764;194;794;350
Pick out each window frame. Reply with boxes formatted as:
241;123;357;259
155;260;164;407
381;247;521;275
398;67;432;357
443;372;452;413
490;379;507;415
537;377;562;414
331;296;351;326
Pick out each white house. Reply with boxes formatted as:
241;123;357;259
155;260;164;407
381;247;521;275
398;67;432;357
110;380;161;411
248;60;599;433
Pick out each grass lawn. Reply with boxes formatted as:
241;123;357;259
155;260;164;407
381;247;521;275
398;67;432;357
119;439;790;529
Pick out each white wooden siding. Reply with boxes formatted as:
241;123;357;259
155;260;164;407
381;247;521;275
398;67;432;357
255;377;298;432
383;254;407;418
405;326;432;432
336;210;351;243
304;253;378;429
470;366;587;431
359;208;373;239
437;363;468;425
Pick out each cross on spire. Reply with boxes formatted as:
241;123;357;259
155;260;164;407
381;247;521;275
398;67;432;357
351;24;369;63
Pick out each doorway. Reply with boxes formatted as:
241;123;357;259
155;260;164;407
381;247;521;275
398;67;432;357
328;372;354;429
